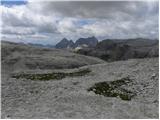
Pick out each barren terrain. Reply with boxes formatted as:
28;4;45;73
1;41;159;118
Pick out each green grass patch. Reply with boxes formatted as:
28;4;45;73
88;77;135;101
12;68;91;81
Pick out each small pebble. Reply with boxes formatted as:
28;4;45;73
151;73;156;79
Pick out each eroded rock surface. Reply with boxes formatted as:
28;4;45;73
1;57;158;118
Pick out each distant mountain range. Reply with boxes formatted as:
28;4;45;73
55;36;98;49
28;43;55;48
76;38;159;62
74;36;98;48
3;37;158;62
1;37;159;63
54;37;159;62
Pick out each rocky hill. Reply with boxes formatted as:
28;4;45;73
1;41;105;73
76;38;159;62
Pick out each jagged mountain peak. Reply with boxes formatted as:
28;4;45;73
55;38;74;49
75;36;98;47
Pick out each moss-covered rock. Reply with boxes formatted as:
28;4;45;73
12;68;91;81
88;77;135;101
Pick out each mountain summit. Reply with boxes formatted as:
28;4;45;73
55;38;74;49
55;36;99;49
75;36;98;47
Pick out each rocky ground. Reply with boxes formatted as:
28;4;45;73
1;41;105;71
1;56;159;118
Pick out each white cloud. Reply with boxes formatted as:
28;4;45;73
1;1;159;44
57;18;77;34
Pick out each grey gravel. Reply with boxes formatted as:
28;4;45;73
1;57;158;118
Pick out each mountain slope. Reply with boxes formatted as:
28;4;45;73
1;41;105;72
76;38;159;61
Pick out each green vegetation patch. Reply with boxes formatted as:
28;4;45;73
12;68;91;81
88;77;135;101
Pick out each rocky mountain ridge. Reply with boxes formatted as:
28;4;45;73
76;38;159;62
55;36;98;49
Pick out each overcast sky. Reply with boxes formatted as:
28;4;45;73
1;0;159;45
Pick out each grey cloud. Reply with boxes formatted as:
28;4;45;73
37;1;158;20
29;1;159;39
1;26;36;35
1;1;159;44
